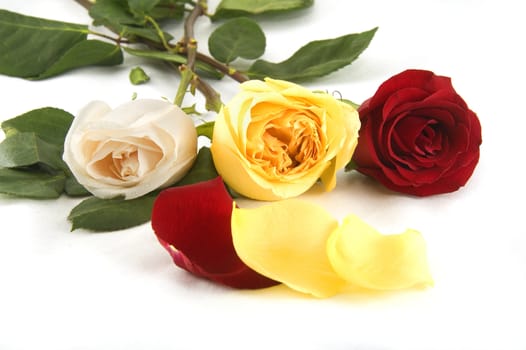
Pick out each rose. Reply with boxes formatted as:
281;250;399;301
352;69;482;196
211;78;360;201
63;99;197;199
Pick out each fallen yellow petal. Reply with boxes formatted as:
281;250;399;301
327;215;433;290
231;200;347;298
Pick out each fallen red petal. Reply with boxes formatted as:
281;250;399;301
151;177;279;289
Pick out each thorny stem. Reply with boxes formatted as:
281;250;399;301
167;62;222;112
182;1;205;72
173;0;207;107
195;52;249;83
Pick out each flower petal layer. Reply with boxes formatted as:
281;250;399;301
151;177;279;289
231;199;347;298
327;214;433;290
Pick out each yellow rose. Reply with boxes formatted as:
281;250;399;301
211;78;360;200
63;99;197;199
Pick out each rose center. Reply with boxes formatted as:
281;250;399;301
248;112;323;176
111;147;140;179
415;122;442;156
86;137;164;183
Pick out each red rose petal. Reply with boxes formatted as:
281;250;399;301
151;177;279;289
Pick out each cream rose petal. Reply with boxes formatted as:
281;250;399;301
327;214;434;290
231;199;347;298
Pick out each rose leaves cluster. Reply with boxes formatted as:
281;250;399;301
151;177;433;297
352;69;482;196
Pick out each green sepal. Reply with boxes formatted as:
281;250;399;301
340;98;361;110
344;159;358;172
196;121;215;139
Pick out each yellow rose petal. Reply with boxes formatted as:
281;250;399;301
231;200;347;298
327;215;433;290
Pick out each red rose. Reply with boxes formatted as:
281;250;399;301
151;177;279;289
352;69;482;196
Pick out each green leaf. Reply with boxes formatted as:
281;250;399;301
247;27;378;81
127;0;186;23
0;10;122;79
175;147;218;186
120;23;173;43
148;0;185;21
0;132;66;171
35;40;123;80
128;0;161;17
123;47;223;79
196;121;215;139
89;0;177;43
89;0;141;26
64;176;91;197
208;17;266;64
0;168;65;199
129;66;150;85
68;194;157;231
1;107;73;146
212;0;313;20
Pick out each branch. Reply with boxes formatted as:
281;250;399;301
182;1;205;72
195;52;249;83
174;0;209;107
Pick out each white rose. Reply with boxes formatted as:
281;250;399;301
63;99;197;199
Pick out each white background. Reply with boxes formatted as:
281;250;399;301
1;1;525;349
